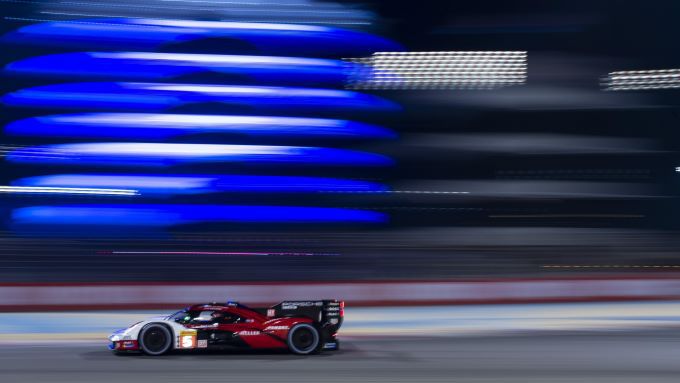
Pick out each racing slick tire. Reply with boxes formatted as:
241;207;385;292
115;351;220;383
139;324;172;356
287;323;320;355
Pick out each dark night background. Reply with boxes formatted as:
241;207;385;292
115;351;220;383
2;0;680;283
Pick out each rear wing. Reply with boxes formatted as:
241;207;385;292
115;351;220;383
266;300;344;328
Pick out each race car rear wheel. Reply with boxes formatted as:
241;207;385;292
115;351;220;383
287;323;320;355
139;324;172;356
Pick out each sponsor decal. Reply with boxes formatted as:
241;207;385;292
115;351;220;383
323;342;338;350
197;339;208;348
329;318;339;325
326;307;340;311
264;326;289;331
267;309;275;317
179;330;197;349
282;301;320;310
238;330;260;336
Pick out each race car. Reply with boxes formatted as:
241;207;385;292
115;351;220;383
108;300;343;355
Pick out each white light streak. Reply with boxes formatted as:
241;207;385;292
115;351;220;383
58;142;294;157
0;186;139;196
53;113;345;128
131;18;327;32
133;83;349;97
98;52;338;67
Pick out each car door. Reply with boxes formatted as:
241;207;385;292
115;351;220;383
215;311;287;349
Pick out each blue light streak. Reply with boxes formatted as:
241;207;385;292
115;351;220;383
13;174;389;195
12;204;387;226
2;82;400;112
7;143;393;167
5;113;396;140
2;18;404;55
5;52;360;85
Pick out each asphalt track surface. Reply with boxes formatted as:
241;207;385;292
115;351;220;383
3;331;680;383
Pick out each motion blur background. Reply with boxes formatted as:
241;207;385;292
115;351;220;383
3;1;680;382
3;0;680;287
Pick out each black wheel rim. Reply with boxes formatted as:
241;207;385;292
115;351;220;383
292;328;315;350
143;328;167;352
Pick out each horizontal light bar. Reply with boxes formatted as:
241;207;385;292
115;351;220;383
3;18;403;56
2;82;399;112
0;186;138;196
13;205;387;226
6;52;356;85
353;51;527;59
609;69;680;76
13;174;388;195
347;51;527;90
7;143;393;167
603;69;680;91
363;78;526;81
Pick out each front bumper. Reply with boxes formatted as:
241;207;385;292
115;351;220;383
108;328;139;351
110;339;140;351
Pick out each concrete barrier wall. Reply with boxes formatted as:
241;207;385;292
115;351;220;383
3;277;680;311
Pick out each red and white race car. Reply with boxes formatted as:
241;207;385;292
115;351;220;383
108;300;343;355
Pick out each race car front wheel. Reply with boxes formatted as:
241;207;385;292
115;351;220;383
287;323;320;355
139;324;172;356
